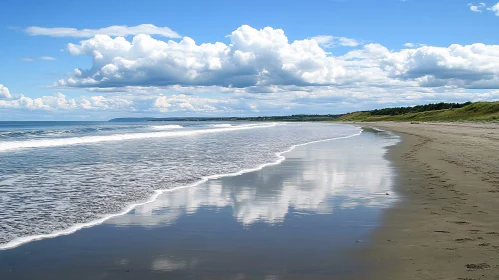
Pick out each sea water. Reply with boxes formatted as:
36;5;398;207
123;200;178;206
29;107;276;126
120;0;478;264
0;121;361;249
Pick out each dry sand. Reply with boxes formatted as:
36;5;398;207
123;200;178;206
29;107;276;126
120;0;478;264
359;122;499;280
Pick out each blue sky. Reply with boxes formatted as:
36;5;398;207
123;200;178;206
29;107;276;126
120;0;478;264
1;0;499;120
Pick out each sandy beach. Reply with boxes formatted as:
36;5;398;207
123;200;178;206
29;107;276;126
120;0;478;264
360;122;499;280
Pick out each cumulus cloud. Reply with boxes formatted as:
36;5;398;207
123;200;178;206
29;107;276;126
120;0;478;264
6;25;499;118
25;24;180;38
60;25;351;89
0;84;11;99
0;88;247;114
56;25;499;91
369;43;499;88
403;42;426;48
1;85;498;118
340;42;499;89
468;2;486;12
0;93;76;111
488;2;499;15
0;92;133;111
152;94;231;113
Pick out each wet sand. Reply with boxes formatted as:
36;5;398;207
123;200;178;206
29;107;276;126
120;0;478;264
0;129;399;280
360;122;499;280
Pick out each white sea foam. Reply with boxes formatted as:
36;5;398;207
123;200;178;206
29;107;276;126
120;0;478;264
149;125;183;130
370;126;386;132
211;124;232;127
0;123;276;153
0;129;362;250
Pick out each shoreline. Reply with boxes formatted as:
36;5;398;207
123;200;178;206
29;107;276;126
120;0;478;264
0;128;362;251
0;128;397;279
359;122;499;279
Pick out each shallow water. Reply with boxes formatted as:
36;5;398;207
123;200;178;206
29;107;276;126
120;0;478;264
0;122;360;248
0;128;399;280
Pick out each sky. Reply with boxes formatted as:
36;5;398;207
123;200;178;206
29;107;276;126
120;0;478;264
1;0;499;120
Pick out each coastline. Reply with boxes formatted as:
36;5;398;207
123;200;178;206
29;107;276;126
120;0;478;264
358;122;499;279
6;120;499;278
0;127;362;251
0;128;397;279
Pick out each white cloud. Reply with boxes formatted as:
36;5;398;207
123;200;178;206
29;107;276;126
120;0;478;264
78;95;133;111
5;25;499;118
153;96;172;112
367;43;499;88
0;89;245;114
403;42;426;48
487;2;499;15
1;85;498;119
58;25;499;91
310;35;360;47
0;84;11;99
21;57;56;62
0;93;77;111
61;25;351;88
40;56;56;61
151;94;231;113
469;2;499;15
25;24;180;38
469;2;486;12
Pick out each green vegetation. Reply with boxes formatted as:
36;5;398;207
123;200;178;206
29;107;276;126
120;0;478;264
337;101;499;122
370;102;472;116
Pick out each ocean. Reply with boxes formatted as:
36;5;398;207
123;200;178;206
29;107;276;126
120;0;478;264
0;121;363;250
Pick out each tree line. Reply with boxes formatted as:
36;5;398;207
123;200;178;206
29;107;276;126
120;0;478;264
369;102;472;116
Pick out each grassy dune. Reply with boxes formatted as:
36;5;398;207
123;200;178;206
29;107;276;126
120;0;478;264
337;102;499;122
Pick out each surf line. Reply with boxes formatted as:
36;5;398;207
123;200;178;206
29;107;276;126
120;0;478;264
0;129;362;250
0;123;277;153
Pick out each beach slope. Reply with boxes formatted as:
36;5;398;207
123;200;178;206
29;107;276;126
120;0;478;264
361;122;499;280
